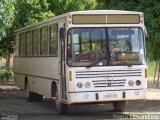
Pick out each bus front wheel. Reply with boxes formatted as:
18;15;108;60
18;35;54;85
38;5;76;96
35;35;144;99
113;101;126;112
55;90;68;114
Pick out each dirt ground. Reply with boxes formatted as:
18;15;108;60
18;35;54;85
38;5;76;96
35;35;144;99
0;82;160;120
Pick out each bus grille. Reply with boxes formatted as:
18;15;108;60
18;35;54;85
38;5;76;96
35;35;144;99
92;79;126;87
75;69;142;88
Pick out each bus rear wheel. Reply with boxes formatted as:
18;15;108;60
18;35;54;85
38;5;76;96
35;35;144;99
26;82;43;102
26;82;34;102
113;101;126;112
34;93;43;102
55;90;68;114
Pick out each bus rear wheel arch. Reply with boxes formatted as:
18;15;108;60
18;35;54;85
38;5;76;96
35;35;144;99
25;77;43;102
51;82;57;97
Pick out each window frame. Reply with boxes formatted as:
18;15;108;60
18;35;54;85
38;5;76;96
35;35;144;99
19;32;25;56
48;23;58;56
33;28;40;56
67;27;145;67
40;26;49;56
25;31;32;56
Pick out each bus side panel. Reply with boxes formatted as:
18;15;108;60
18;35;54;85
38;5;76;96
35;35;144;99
13;57;59;79
14;73;59;98
34;77;58;98
14;57;60;97
14;73;26;89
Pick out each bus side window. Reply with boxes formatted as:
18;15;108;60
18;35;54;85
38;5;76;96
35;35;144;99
33;29;39;55
49;24;58;56
19;33;25;56
26;31;32;56
40;26;48;55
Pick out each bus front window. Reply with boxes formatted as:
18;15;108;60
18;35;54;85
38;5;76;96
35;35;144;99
67;28;145;67
108;28;145;66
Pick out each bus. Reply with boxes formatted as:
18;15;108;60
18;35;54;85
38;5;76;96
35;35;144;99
13;10;147;114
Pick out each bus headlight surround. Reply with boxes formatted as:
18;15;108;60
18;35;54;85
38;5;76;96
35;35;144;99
128;80;134;86
77;82;83;88
84;82;90;88
136;80;141;86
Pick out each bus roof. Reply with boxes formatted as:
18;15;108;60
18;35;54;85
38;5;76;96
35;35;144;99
69;10;143;15
15;10;143;33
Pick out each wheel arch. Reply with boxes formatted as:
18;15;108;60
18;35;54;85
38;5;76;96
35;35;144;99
51;81;57;97
24;76;28;90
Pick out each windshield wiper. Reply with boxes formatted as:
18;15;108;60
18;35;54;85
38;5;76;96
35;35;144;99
119;60;132;67
86;59;102;68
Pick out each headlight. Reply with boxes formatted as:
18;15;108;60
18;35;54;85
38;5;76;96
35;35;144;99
84;82;90;88
77;82;83;88
135;80;141;86
128;80;134;86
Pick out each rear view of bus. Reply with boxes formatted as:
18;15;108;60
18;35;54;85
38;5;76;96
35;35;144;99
63;10;147;113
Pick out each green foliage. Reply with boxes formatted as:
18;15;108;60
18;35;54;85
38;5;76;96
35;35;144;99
0;65;13;80
0;0;54;57
0;0;15;57
4;68;13;80
0;0;14;40
47;0;97;15
0;0;160;61
95;0;160;60
147;60;156;77
13;0;54;29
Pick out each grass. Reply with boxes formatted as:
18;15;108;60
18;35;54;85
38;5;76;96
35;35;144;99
147;60;156;78
147;60;160;88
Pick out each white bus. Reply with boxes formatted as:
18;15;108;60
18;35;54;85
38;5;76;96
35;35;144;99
13;10;147;114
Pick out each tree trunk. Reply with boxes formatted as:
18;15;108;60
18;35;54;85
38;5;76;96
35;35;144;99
157;60;160;87
154;60;158;82
5;54;10;68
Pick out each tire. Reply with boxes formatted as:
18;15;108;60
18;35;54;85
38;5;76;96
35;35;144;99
26;82;43;102
34;93;43;102
113;101;126;112
26;82;34;102
55;89;68;114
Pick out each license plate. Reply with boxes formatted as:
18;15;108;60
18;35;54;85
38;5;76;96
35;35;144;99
104;93;117;98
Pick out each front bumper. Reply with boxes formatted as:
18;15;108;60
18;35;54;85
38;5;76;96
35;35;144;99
67;89;147;104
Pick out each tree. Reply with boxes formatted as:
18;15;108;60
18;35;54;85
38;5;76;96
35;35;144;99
0;0;160;65
0;0;54;67
0;0;15;67
0;0;14;41
13;0;53;29
95;0;160;60
47;0;97;15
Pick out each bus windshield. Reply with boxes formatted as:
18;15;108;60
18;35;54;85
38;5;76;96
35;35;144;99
67;28;145;67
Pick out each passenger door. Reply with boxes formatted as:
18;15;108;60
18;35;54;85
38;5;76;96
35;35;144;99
59;21;67;100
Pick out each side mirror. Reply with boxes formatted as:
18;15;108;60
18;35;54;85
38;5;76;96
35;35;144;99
59;28;66;41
